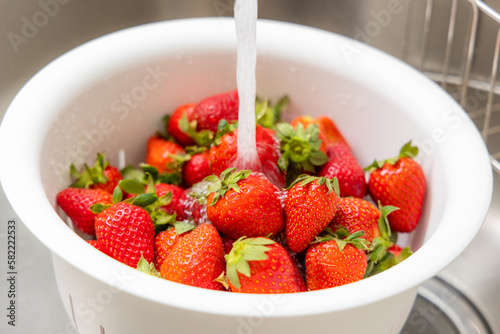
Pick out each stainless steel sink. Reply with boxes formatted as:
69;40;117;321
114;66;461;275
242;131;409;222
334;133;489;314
1;1;499;333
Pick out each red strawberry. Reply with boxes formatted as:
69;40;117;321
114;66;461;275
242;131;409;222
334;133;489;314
209;124;285;187
145;136;185;174
167;103;196;146
305;230;368;290
206;169;285;239
160;223;226;291
87;239;109;254
191;90;239;133
155;183;189;220
317;142;367;198
221;234;237;255
71;153;123;194
57;187;113;235
225;237;307;293
388;244;402;257
154;228;182;271
366;141;426;232
94;202;155;268
284;175;340;253
182;149;212;187
329;197;381;242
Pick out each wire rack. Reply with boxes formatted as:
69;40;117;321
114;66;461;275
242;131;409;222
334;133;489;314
400;0;500;173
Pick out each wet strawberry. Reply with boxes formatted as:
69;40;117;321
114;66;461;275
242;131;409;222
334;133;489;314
209;124;285;187
160;223;226;291
225;237;306;293
284;175;340;253
167;103;196;146
191;90;239;133
305;229;369;290
94;202;155;268
366;141;426;232
317;142;366;198
57;187;113;235
206;169;284;239
145;136;185;174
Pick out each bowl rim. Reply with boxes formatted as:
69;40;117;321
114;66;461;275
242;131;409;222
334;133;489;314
0;17;493;317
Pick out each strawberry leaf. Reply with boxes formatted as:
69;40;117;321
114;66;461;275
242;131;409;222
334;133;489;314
132;193;158;207
119;179;145;195
90;203;111;214
378;202;399;239
112;185;123;203
173;221;195;235
136;255;160;277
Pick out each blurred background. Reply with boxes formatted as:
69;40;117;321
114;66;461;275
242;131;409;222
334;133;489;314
1;1;499;333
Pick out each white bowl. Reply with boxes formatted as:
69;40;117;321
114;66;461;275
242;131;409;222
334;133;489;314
0;18;493;334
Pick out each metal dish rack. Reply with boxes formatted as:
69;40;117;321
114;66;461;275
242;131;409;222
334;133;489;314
397;0;500;173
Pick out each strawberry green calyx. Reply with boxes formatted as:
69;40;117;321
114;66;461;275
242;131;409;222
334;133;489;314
365;203;400;269
213;119;238;146
364;246;412;278
204;168;252;206
287;174;340;197
255;95;288;129
225;237;275;290
313;227;370;251
71;153;109;189
276;122;328;185
178;112;214;147
136;255;161;277
377;202;399;239
364;140;419;171
120;163;182;186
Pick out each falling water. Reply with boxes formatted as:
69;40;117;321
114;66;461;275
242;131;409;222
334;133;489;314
234;0;261;171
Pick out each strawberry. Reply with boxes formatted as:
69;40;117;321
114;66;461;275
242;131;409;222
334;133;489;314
284;175;340;253
290;115;348;149
388;244;402;257
167;103;196;146
56;187;113;235
154;227;183;271
317;142;367;198
275;122;329;186
305;229;369;290
155;183;189;221
94;202;155;268
221;234;237;255
145;135;185;174
191;90;239;133
365;141;426;232
70;153;123;194
205;169;285;239
225;237;307;293
329;197;382;243
209;123;285;187
87;239;108;254
160;223;226;291
182;148;212;187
